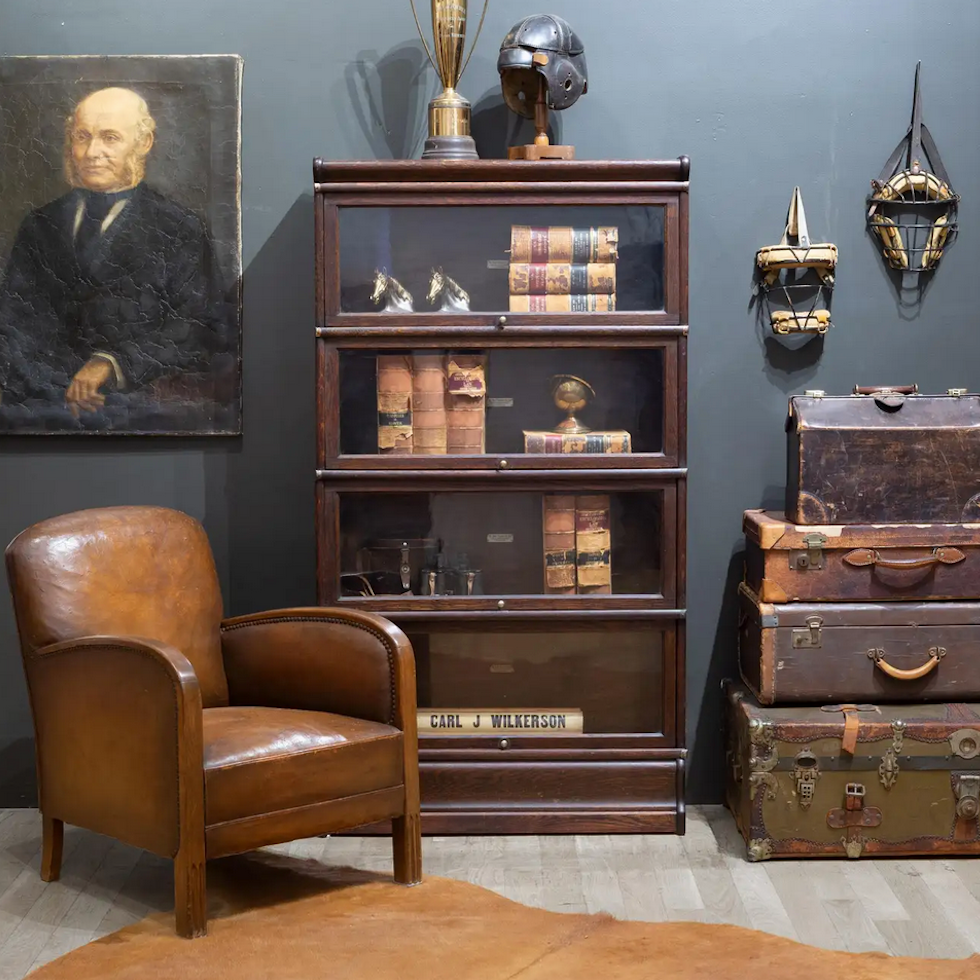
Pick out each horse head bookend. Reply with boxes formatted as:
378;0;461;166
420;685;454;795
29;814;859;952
427;267;471;312
371;269;414;313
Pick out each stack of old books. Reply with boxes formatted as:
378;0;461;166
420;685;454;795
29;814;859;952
727;387;980;862
542;495;612;595
508;224;618;312
376;353;486;455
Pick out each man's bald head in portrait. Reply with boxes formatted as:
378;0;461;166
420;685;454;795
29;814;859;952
64;87;156;194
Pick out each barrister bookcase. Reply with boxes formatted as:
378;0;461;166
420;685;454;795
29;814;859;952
314;159;689;833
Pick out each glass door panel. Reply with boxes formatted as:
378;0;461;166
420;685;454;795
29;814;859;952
337;205;665;315
339;347;665;457
338;490;664;598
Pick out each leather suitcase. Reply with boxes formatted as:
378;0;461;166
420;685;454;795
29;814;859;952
738;582;980;704
785;386;980;525
743;509;980;603
724;681;980;860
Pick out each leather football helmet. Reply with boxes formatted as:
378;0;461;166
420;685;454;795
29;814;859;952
497;14;588;118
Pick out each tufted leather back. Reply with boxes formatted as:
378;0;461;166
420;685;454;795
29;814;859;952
6;505;229;707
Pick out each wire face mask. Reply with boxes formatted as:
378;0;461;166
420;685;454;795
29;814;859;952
867;63;959;285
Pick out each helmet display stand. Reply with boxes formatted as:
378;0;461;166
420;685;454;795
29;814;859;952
497;14;587;161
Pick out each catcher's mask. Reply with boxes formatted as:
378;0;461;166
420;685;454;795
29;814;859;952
497;14;588;117
866;63;958;280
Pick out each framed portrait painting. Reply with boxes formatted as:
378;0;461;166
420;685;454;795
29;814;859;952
0;55;242;434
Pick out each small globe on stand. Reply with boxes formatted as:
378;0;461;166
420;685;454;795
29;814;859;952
550;374;596;433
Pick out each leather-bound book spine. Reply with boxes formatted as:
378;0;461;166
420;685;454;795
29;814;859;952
376;354;413;454
508;294;616;313
543;495;577;594
510;226;619;263
523;430;631;454
575;495;612;594
445;353;486;454
411;354;448;454
508;262;617;296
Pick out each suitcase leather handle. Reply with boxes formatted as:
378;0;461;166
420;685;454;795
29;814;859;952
844;547;965;569
868;646;946;680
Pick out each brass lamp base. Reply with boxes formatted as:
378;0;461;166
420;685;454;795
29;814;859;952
554;415;591;434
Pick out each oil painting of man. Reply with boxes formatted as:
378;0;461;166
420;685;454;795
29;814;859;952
0;57;242;433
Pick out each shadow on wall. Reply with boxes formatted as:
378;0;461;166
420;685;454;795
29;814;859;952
689;549;744;803
341;43;433;160
0;738;36;806
220;194;317;615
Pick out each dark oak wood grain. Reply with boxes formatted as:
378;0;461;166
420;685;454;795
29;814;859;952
314;159;689;834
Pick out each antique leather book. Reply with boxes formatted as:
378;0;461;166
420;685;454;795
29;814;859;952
542;495;576;594
410;354;448;455
523;430;631;454
744;509;980;603
510;225;619;264
508;262;617;296
575;495;612;593
738;582;980;704
376;354;413;454
725;681;980;860
508;294;616;312
786;388;980;524
445;354;486;454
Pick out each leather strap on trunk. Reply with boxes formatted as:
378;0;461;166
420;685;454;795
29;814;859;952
821;703;879;755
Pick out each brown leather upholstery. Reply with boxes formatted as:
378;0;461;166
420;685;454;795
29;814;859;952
5;506;421;939
203;707;403;824
7;506;228;707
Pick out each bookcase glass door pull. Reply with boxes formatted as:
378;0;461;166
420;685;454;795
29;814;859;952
497;316;507;328
498;459;508;469
499;739;510;750
497;600;506;609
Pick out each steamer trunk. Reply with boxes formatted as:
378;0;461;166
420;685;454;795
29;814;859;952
785;389;980;525
738;583;980;704
725;683;980;860
743;509;980;603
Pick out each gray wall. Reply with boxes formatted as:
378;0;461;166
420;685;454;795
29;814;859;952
1;0;978;805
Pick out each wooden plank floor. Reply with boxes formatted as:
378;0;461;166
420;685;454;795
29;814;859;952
1;805;978;977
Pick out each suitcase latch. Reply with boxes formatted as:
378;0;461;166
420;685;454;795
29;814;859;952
789;532;827;571
827;783;883;858
954;775;980;820
792;615;823;648
793;748;820;809
878;720;905;789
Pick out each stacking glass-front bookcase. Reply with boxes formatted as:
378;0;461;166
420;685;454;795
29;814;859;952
314;159;689;833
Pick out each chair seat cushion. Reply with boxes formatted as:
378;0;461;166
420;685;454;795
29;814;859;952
203;706;403;825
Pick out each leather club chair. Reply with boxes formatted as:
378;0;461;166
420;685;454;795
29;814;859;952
5;505;422;938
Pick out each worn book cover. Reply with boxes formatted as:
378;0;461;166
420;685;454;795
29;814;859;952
509;294;616;312
445;353;486;454
410;354;447;454
508;262;617;296
542;494;577;594
575;495;612;593
510;225;619;264
523;430;631;454
376;354;413;454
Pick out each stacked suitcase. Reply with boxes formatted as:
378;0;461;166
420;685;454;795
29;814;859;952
726;386;980;860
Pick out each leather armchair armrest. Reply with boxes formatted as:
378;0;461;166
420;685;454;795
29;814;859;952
219;607;417;732
24;635;203;858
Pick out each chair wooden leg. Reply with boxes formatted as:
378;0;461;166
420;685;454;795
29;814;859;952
174;842;207;938
392;811;422;885
40;815;63;882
